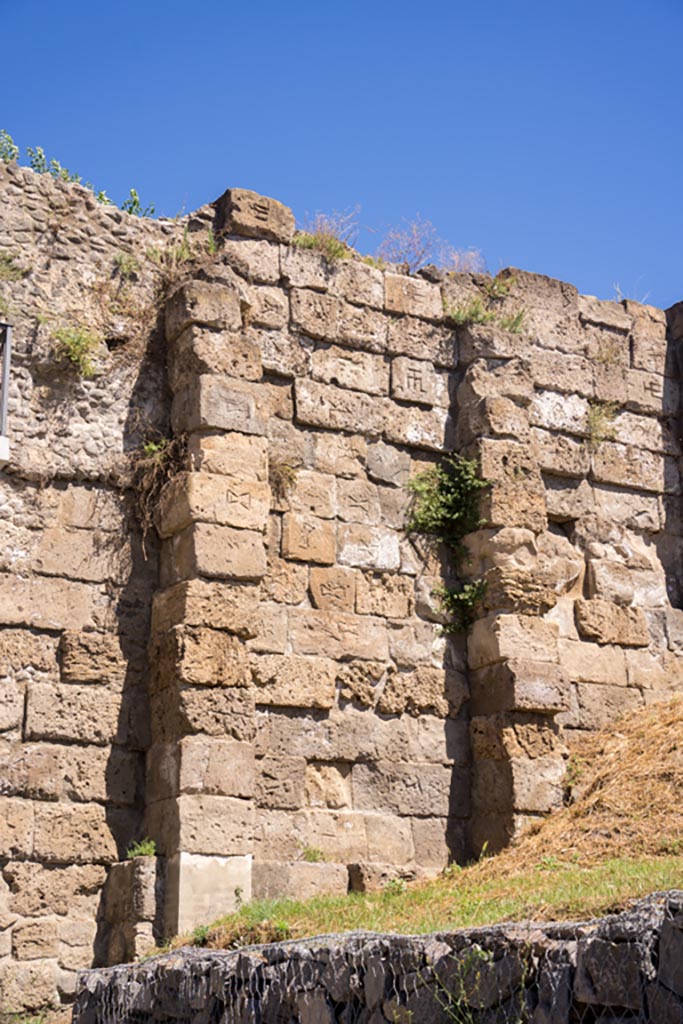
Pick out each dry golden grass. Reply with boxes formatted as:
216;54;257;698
165;697;683;953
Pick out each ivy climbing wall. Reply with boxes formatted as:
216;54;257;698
0;161;683;1010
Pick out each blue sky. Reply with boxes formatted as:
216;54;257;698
3;0;682;308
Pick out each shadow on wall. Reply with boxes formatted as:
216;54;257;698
93;311;169;967
662;307;683;608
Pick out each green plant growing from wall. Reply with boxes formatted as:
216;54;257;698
499;309;526;334
301;846;325;863
407;454;489;632
122;188;155;218
0;252;29;282
125;837;157;858
0;130;18;163
586;400;619;451
443;296;496;327
113;252;141;281
292;208;358;263
53;325;101;377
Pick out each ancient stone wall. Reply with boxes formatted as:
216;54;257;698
1;162;682;1010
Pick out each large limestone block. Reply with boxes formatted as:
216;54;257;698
531;349;594;397
165;280;242;343
281;246;331;290
25;682;123;746
252;861;348;900
352;762;456;817
163;522;267;583
256;755;306;809
287;470;338;519
172;376;291;435
153;625;250;689
390;356;449;407
151;579;258;638
0;629;58;681
356;573;413;618
309;566;357;612
244;285;288;329
469;660;570;716
337;523;400;571
458;357;534;406
290;288;340;340
261;556;309;605
295;379;384;435
384;274;442;319
305;762;352;809
187;432;269;481
468;615;559;670
624;299;670;375
164;851;252;935
0;740;139;805
457;395;529;447
12;917;59;960
313;433;367;478
169;325;262;390
250;654;336;708
151;684;255;743
148;737;255;801
311;345;388;396
337;479;382;525
386;316;457;365
587;560;667;608
331;259;384;308
529;391;589;436
147;794;254;857
611;410;679;457
215;187;295;243
383;403;452;452
558;638;627;685
156;472;270;537
245;603;288;655
470;713;566;761
592;441;676;494
576;681;643;729
530;427;590;478
0;796;34;857
578;294;632;332
489;268;580;352
30;526;131;584
3;862;106;917
472;755;564;814
626;368;679;417
288;608;389;661
222;237;280;283
575;598;650;647
0;574;105;631
367;442;411;487
378;666;466;718
281;513;336;564
33;802;123;863
59;630;130;687
0;958;58;1013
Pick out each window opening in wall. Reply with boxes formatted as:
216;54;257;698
0;321;11;466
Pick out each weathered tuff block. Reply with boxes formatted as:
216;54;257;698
163;522;267;583
165;280;242;343
156;472;270;537
215;187;295;243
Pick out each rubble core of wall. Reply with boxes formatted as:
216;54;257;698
1;163;683;1010
73;892;683;1023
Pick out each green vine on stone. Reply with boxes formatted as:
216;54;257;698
407;454;489;632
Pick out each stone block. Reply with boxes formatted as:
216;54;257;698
352;762;455;817
544;476;594;521
148;737;254;801
148;794;254;857
337;303;388;351
154;625;251;689
295;379;384;435
33;802;123;863
469;660;570;716
187;432;269;481
575;682;643;729
256;755;306;809
171;375;276;436
531;349;594;397
151;578;258;638
575;598;650;647
367;442;411;487
165;280;242;343
152;684;254;743
386;315;457;365
245;285;288;329
216;187;295;243
612;410;679;456
313;433;367;478
383;402;452;452
331;259;384;308
58;916;98;971
587;560;667;608
291;288;340;340
384;274;441;318
558;638;627;685
625;368;679;417
169;324;262;390
309;566;357;611
289;608;389;661
258;328;313;377
529;391;588;436
157;472;270;537
0;796;34;857
578;294;632;332
0;740;139;805
337;523;400;570
252;861;348;900
221;237;280;283
164;522;267;583
625;299;670;375
531;427;590;478
281;513;336;564
457;396;529;447
468;615;559;670
260;556;309;605
593;441;677;494
337;478;382;524
164;851;252;935
364;812;416;864
391;357;449;407
377;666;467;718
251;654;337;708
0;574;103;631
0;958;58;1013
305;762;352;809
246;603;288;655
356;573;413;618
311;345;388;396
12;917;59;959
286;470;338;519
0;680;24;732
25;682;123;746
59;630;130;687
3;862;105;919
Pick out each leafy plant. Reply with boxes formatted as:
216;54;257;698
0;130;18;164
499;308;526;333
292;207;358;262
586;399;619;450
126;837;157;858
434;579;487;633
53;325;101;377
482;273;516;300
122;188;155;218
130;432;187;543
443;296;496;327
114;252;140;281
191;924;210;947
0;252;28;282
26;145;48;174
206;228;218;256
301;845;325;863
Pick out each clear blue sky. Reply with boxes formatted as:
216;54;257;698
3;0;682;308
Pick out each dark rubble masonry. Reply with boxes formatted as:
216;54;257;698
73;893;683;1023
